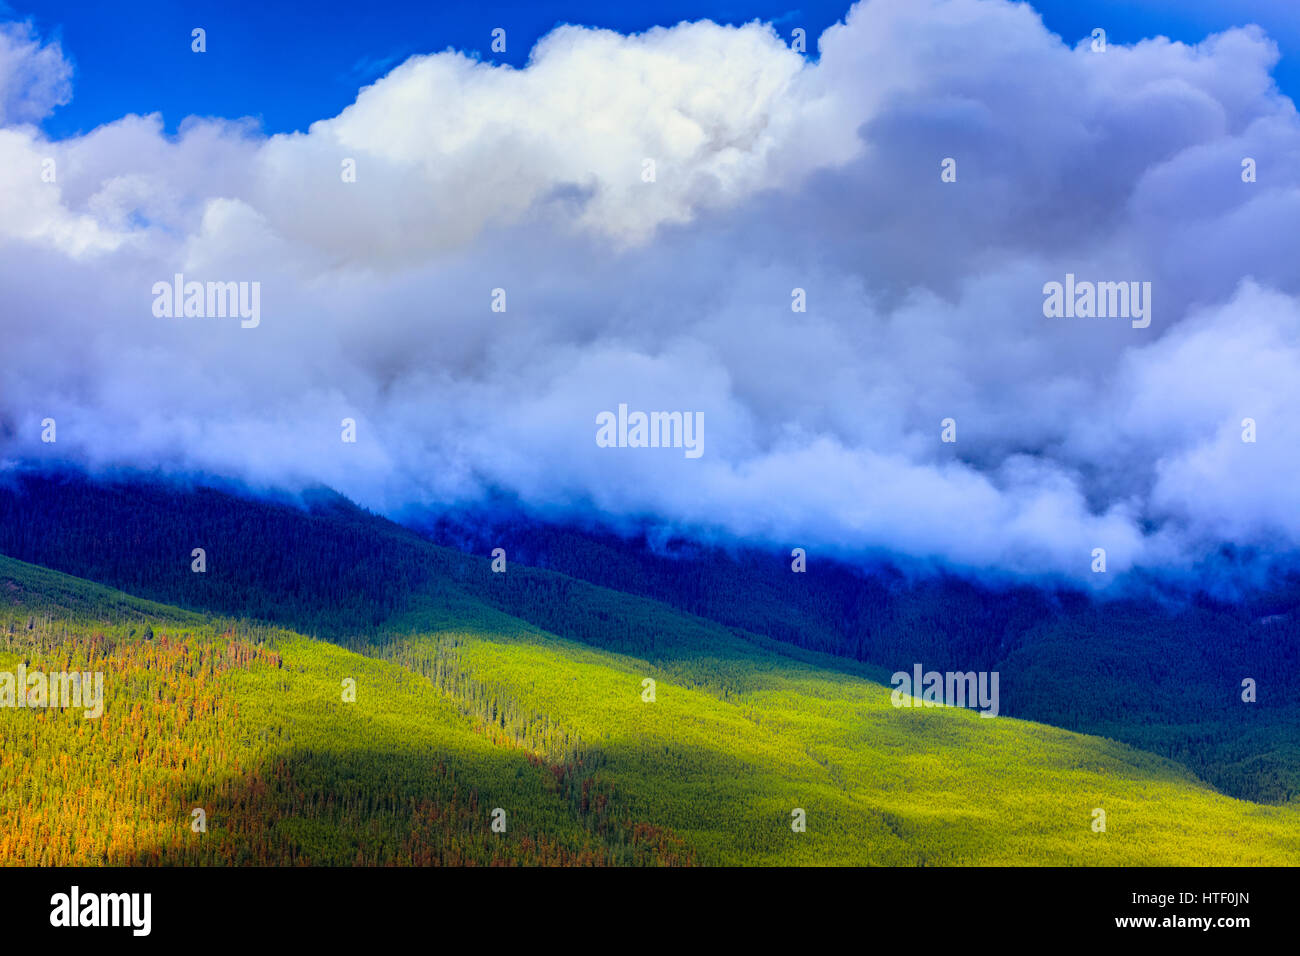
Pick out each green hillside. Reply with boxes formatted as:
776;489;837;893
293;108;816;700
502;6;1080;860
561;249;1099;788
4;472;1296;807
2;553;1296;865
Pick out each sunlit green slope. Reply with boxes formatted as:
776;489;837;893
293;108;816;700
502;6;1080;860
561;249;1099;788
2;554;1296;866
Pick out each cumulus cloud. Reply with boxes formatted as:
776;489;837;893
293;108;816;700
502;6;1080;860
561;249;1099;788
0;20;69;125
2;0;1299;586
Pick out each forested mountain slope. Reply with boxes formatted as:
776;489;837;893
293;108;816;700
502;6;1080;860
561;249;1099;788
2;553;1297;866
1;468;1297;805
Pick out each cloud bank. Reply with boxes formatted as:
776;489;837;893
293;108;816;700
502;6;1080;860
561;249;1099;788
2;0;1299;586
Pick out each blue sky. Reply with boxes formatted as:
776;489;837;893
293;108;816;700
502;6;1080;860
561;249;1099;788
7;0;1300;137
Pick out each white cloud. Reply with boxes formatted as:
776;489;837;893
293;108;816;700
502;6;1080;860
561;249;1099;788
2;0;1300;587
0;20;69;125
